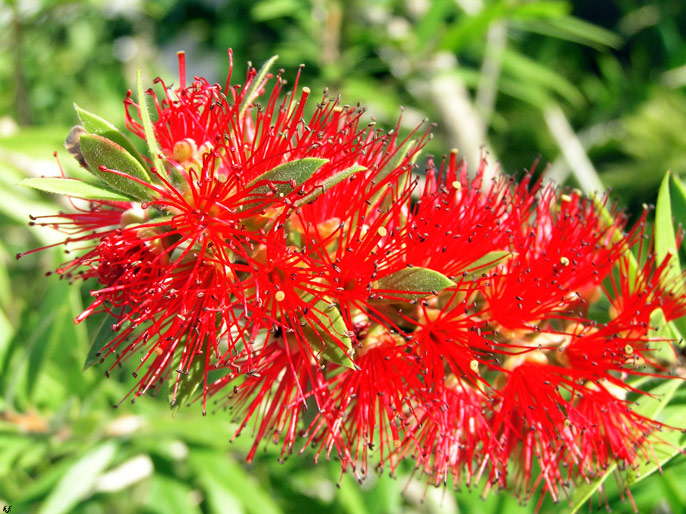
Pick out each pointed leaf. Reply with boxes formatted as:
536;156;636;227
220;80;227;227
669;173;686;230
461;250;512;274
373;267;455;303
370;141;414;209
20;177;133;202
80;133;153;200
137;68;166;177
83;312;120;370
624;381;686;487
567;378;685;513
239;55;279;118
294;164;366;207
74;104;146;167
378;143;413;183
302;298;354;368
655;171;686;341
648;308;677;364
247;157;328;198
656;171;681;280
169;353;205;414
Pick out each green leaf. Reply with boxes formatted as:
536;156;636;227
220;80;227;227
656;171;681;280
188;451;282;514
566;378;685;513
80;133;153;200
669;173;686;230
37;441;117;514
373;267;455;303
294;164;366;207
20;177;133;202
136;68;166;177
247;157;328;198
239;55;279;118
302;298;354;368
338;472;369;514
649;308;678;364
655;171;686;342
378;142;413;183
624;381;686;487
146;475;202;514
74;104;146;167
197;472;244;514
83;312;119;371
461;250;512;274
169;352;205;415
370;141;418;209
440;2;570;52
521;15;622;50
501;48;584;107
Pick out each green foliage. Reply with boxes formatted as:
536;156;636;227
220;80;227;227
373;267;455;303
248;157;329;198
20;177;132;202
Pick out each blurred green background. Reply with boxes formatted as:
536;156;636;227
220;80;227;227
1;0;686;513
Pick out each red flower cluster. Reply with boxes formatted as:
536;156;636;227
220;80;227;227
24;50;686;503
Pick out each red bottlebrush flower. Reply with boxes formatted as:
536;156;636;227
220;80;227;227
304;329;429;480
608;227;686;327
208;338;328;463
567;382;666;478
399;377;493;490
24;48;686;510
483;187;629;331
405;152;513;278
25;49;451;437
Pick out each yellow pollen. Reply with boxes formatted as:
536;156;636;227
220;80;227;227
275;291;286;302
377;226;388;237
560;256;570;266
302;86;311;94
451;180;461;190
563;418;572;428
153;347;164;356
469;359;479;373
560;194;572;203
624;344;634;355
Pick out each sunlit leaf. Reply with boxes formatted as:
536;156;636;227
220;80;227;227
169;352;205;415
655;171;686;341
188;451;282;514
20;177;133;202
373;267;454;303
83;312;120;371
79;133;153;200
294;164;365;207
136;68;166;177
566;379;685;513
301;296;354;368
247;157;328;198
239;55;279;118
74;104;146;167
624;382;686;487
461;250;512;274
